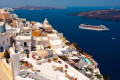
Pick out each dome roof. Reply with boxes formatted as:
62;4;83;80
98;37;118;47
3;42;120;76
34;23;43;27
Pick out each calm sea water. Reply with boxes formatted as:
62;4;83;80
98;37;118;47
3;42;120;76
15;7;120;80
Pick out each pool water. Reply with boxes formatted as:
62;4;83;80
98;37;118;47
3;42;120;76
82;57;92;65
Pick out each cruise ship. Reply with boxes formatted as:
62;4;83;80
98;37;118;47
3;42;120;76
79;24;110;31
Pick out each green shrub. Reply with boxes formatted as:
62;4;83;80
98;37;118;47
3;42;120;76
95;74;102;79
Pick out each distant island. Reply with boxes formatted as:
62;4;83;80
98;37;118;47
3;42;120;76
70;9;120;22
13;5;67;10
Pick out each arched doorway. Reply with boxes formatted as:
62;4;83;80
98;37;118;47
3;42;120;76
23;49;29;54
0;47;3;52
24;49;29;58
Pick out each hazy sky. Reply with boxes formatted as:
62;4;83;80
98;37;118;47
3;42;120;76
1;0;120;7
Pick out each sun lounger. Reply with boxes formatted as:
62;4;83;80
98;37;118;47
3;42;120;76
72;78;77;80
65;75;70;79
59;67;63;71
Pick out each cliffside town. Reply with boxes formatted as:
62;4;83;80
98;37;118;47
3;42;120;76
0;8;103;80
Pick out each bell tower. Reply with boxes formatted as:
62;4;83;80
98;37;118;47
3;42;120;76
43;18;49;26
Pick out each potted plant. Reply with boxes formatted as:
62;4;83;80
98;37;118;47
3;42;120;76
24;61;29;67
4;49;10;63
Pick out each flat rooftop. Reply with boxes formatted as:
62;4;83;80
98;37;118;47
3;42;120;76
47;34;59;39
15;35;31;40
36;37;48;41
23;57;90;80
50;40;62;45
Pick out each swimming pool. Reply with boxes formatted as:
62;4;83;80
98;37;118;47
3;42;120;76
82;57;92;65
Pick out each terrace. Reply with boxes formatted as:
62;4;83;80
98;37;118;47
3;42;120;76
19;53;90;80
58;47;101;80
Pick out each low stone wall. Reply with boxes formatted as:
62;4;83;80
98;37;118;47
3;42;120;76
2;59;13;80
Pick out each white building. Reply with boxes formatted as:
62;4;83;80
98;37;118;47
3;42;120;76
33;22;43;29
49;40;64;49
24;21;32;28
16;18;26;28
15;35;32;52
47;34;59;40
34;37;49;47
0;22;11;51
47;34;64;50
43;18;52;33
6;23;21;34
9;47;20;80
61;46;71;54
10;14;18;19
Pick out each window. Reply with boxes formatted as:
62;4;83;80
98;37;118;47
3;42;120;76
24;42;27;47
3;41;4;45
7;38;8;42
0;47;3;51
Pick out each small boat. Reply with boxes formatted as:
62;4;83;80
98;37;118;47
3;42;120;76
112;38;115;40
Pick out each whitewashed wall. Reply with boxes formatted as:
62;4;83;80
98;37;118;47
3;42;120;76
0;30;11;51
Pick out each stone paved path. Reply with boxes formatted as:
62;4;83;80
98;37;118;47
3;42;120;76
0;52;9;80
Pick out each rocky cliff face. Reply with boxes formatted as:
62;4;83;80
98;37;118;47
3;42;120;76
70;9;120;22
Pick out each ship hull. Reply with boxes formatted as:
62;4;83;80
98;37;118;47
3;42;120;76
79;26;110;31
